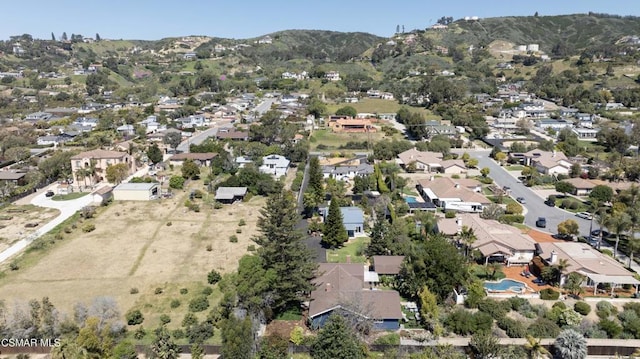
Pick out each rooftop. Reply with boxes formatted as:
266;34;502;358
114;182;159;191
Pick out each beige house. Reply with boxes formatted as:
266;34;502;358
397;148;466;174
71;149;135;188
522;150;572;175
416;177;489;211
113;182;159;201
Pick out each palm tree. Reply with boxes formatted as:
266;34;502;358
487;262;502;280
627;235;640;268
86;159;98;186
554;258;571;286
595;208;612;250
553;329;587;359
609;211;631;260
75;168;88;188
524;335;550;359
459;225;477;257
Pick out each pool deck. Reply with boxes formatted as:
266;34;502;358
501;265;552;293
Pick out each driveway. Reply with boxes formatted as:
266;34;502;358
0;186;96;264
176;120;234;153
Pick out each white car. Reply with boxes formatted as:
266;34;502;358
575;212;593;220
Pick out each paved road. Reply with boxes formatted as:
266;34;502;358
0;186;96;264
295;156;326;263
176;121;233;153
254;98;276;115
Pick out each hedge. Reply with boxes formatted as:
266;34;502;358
540;288;560;300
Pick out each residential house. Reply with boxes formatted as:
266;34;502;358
560;108;579;117
37;134;74;146
562;177;596;196
536;242;640;293
523;150;572;175
438;214;536;266
416;177;488;211
576;113;595;128
536;118;573;130
183;52;197;60
321;163;374;180
328;118;376;133
324;71;341;82
116;124;135;136
72;117;99;128
397;148;466;174
257;36;273;44
215;128;249;141
70;149;135;187
0;171;27;186
259;155;290;177
235;156;253;168
25;112;53;122
308;263;402;330
175;115;207;129
169;152;217;167
572;128;599;141
319;206;364;238
371;256;405;276
215;187;248;204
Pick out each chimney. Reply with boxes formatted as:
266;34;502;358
325;283;331;292
454;183;460;189
550;251;558;265
346;255;351;263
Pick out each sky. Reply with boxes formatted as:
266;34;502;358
1;0;639;41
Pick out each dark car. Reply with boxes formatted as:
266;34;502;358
45;190;55;197
536;217;547;228
553;233;573;241
544;198;555;207
591;229;610;238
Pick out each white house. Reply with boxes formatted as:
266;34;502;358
324;71;341;82
259;155;290;177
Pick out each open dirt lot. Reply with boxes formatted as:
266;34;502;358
0;193;265;316
0;205;59;252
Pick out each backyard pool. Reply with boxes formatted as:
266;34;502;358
405;196;418;203
484;279;527;293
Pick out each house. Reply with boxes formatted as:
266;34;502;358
183;52;197;60
522;150;572;175
70;149;135;187
73;117;99;128
319;206;364;238
438;214;537;266
257;36;273;44
259;155;290;177
175;115;207;129
235;156;253;168
396;149;466;174
371;256;405;275
169;152;217;167
113;182;160;201
416;177;488;211
116;124;135;136
308;263;402;330
324;71;341;82
92;186;113;204
535;118;573;130
536;242;640;293
572;128;599;141
321;163;374;180
37;134;75;146
215;187;248;203
0;171;27;186
328;118;376;133
25;112;53;122
562;178;597;196
215;128;249;141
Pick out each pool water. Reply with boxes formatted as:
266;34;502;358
405;196;418;203
484;279;526;292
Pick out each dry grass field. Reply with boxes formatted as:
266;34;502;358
0;191;265;327
0;205;59;252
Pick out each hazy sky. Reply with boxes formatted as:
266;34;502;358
2;0;639;40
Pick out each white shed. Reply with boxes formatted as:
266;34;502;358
113;183;159;201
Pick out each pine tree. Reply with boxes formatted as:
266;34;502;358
147;143;163;164
61;32;67;41
366;210;391;256
307;156;324;206
253;189;316;314
51;32;56;41
310;314;366;359
221;316;253;359
96;33;101;41
322;199;348;248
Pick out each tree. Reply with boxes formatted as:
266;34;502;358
221;316;253;359
147;144;163;164
609;211;631;259
554;258;571;286
469;330;500;359
310;314;366;359
51;32;56;41
169;176;185;189
524;335;550;359
466;158;479;168
563;272;585;298
553;329;587;359
181;159;200;179
112;340;138;359
61;32;68;41
96;33;101;41
305;156;324;212
627;235;640;268
307;98;327;119
149;326;180;359
234;255;277;314
335;106;357;118
5;146;30;162
555;181;576;196
163;132;182;151
480;167;490;178
569;163;582;178
253;189;316;314
322;199;348;248
257;335;289;359
418;286;439;325
495;152;507;164
557;219;579;239
105;163;129;184
190;343;204;359
589;185;614;203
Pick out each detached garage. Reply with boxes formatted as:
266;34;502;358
113;183;159;201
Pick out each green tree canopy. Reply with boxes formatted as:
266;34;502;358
555;181;576;196
181;159;200;179
147;143;163;164
310;314;366;359
589;185;614;203
322;199;348;248
163;132;182;150
335;106;357;117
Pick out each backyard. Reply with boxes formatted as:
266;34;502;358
326;236;370;263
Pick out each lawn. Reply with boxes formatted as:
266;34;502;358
0;182;266;334
505;165;524;171
326;237;369;263
51;192;90;201
310;128;395;151
325;98;440;119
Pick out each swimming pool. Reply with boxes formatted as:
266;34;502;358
405;196;418;203
484;279;527;292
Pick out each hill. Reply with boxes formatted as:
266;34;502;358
446;13;640;54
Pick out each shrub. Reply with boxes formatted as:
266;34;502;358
445;211;456;219
207;269;221;285
160;314;171;325
170;299;181;308
189;296;210;312
574;302;591;316
193;189;204;199
561;199;572;209
214;202;223;209
9;261;19;271
553;302;567;310
477;298;511;320
498;214;525;224
154;287;163;295
235;228;242;234
569;201;580;210
166;221;172;226
182;313;198;327
497;317;527;338
126;309;144;325
130;287;139;294
202;286;213;296
180;288;188;295
229;235;238;243
598;318;623;338
540;288;560;300
528;317;561;338
82;223;96;232
247;245;256;252
505;202;523;215
238;219;246;226
169;176;185;189
133;326;146;340
596;301;617;318
373;333;401;345
508;297;527;311
172;329;185;339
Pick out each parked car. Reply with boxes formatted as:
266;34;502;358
575;212;593;220
45;191;55;197
536;217;547;228
545;198;555;207
516;197;526;204
553;233;573;241
591;229;610;238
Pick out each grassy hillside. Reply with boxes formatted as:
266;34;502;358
449;13;640;53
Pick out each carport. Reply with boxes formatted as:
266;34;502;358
584;273;640;296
